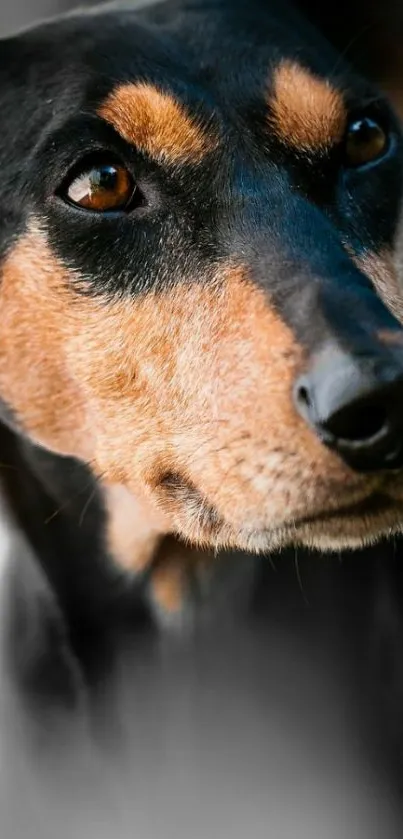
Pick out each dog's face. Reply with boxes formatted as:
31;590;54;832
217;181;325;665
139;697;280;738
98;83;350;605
2;0;403;554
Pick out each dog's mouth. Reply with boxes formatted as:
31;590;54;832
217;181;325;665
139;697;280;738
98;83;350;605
157;471;403;551
251;490;403;552
244;492;403;552
282;493;395;529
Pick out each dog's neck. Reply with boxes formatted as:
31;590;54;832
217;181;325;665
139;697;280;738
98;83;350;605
0;421;156;639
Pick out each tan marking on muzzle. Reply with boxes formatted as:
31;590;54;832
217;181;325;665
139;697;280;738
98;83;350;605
0;224;370;559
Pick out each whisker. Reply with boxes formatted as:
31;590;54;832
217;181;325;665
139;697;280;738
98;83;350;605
44;469;106;525
79;486;98;527
330;22;376;76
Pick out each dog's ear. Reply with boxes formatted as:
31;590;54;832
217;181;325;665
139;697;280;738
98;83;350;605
296;0;403;116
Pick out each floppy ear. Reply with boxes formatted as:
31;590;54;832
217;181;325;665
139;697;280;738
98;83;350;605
297;0;403;116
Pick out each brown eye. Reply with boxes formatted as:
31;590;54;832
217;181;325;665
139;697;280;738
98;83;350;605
66;162;136;212
344;117;389;168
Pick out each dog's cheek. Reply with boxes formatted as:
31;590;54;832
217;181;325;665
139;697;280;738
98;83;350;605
0;226;195;490
163;275;308;521
59;264;312;525
112;269;325;532
0;227;326;542
0;232;93;459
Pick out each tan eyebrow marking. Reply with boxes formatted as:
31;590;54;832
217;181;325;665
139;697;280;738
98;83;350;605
98;82;216;164
269;60;347;154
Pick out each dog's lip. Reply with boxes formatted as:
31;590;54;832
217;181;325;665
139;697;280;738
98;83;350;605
159;470;402;536
279;493;397;531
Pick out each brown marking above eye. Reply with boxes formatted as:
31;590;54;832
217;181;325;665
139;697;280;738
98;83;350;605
269;60;347;154
66;162;136;212
98;82;217;165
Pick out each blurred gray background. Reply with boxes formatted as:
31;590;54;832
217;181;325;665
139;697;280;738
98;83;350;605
0;0;91;34
0;0;154;34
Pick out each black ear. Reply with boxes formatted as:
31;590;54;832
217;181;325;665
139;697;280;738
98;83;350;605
296;0;403;116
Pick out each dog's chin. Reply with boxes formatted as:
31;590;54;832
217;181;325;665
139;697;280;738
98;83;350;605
157;472;403;554
234;497;403;554
181;495;403;554
279;516;403;553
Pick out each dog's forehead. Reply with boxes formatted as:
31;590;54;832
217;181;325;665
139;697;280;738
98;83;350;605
0;1;353;131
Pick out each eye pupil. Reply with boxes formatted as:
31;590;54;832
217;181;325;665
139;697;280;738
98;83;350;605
345;117;388;168
93;164;119;191
65;161;136;212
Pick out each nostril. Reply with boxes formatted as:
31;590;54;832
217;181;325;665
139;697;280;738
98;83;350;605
325;401;389;443
294;349;403;472
294;378;313;419
297;384;312;409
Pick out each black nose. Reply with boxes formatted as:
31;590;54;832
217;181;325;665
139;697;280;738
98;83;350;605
294;347;403;473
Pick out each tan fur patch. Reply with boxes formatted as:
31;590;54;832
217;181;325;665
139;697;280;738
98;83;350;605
150;555;187;615
149;537;211;618
0;223;392;562
105;484;166;572
99;82;216;164
270;60;347;154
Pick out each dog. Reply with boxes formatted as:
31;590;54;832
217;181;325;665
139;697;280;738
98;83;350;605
1;0;403;639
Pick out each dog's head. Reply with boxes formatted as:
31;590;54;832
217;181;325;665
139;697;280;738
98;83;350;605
1;0;403;554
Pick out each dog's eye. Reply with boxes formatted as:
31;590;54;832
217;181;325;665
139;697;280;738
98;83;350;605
64;162;137;212
344;117;388;168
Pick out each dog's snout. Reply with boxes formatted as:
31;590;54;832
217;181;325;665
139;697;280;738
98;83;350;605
294;347;403;473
